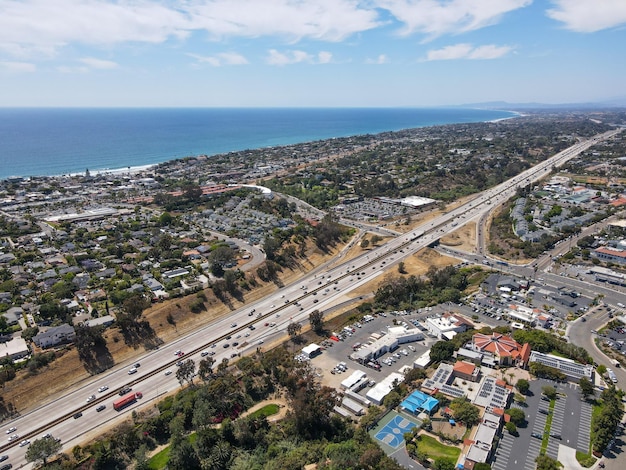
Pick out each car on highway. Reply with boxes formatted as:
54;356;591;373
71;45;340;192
96;405;106;412
223;343;230;348
0;462;12;470
5;428;16;434
73;412;83;419
128;367;137;375
86;394;96;403
176;361;183;367
164;370;172;376
7;435;18;442
98;386;108;393
174;350;181;356
232;342;239;347
0;455;7;462
231;323;237;328
134;363;140;368
201;350;209;357
119;386;132;396
18;439;29;447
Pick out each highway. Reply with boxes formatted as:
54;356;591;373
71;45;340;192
0;128;621;468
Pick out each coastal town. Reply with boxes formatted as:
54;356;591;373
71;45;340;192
2;109;626;470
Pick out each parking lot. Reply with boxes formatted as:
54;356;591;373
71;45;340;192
309;312;440;392
492;379;593;470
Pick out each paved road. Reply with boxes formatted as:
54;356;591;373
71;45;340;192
2;129;622;468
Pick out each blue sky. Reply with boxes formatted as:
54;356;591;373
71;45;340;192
1;0;625;107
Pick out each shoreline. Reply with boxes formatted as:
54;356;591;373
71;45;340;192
0;108;519;182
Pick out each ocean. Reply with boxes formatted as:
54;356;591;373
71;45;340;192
0;107;516;180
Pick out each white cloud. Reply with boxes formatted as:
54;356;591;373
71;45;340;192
187;0;380;42
426;43;512;60
318;51;333;63
187;52;249;67
0;0;191;59
377;0;532;39
79;58;118;69
0;61;36;72
0;0;381;60
365;54;390;64
546;0;626;32
266;49;332;65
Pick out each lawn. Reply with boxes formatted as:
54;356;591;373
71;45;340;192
417;434;461;461
148;432;198;469
248;403;280;419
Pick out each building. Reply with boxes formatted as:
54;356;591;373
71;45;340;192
351;327;424;364
3;307;22;326
471;332;531;367
425;313;474;340
32;324;76;349
422;363;466;399
505;304;541;326
340;370;367;390
301;343;322;359
84;315;116;328
400;389;439;416
593;247;626;265
414;350;433;369
0;337;29;360
463;410;503;468
366;372;405;405
453;360;481;382
529;351;594;382
472;376;512;410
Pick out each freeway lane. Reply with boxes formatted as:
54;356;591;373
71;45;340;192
3;128;622;468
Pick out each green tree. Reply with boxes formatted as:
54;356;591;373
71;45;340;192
25;436;62;466
505;421;518;435
176;359;196;387
360;238;370;249
578;376;594;400
287;322;302;343
450;399;480;427
535;454;562;470
309;310;324;333
430;341;455;362
506;407;526;426
433;458;456;470
516;378;530;394
542;385;557;400
198;357;215;381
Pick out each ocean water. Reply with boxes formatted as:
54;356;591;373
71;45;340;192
0;107;516;180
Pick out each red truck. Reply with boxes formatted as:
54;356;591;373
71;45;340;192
113;392;142;411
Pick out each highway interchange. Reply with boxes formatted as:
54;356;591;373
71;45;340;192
1;128;623;468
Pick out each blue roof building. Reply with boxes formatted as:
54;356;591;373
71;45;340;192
400;390;439;416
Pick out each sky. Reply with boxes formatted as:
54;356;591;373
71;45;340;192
1;0;625;107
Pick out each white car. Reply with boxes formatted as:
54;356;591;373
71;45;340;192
128;367;137;375
19;439;30;447
7;434;18;442
164;370;172;376
97;386;109;393
5;427;16;434
86;395;96;403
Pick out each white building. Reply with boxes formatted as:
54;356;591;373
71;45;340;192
424;313;473;340
341;370;367;390
0;337;29;360
366;372;404;405
529;351;593;382
32;324;76;349
301;343;322;359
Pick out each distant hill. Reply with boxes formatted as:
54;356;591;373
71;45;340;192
454;99;626;110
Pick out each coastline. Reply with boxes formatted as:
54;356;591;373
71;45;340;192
0;107;518;182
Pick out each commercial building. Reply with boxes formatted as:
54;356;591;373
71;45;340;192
463;410;503;468
340;370;367;390
366;372;405;405
301;343;322;359
470;332;530;367
424;313;474;340
529;351;593;382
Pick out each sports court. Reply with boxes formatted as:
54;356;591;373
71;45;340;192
373;411;419;449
